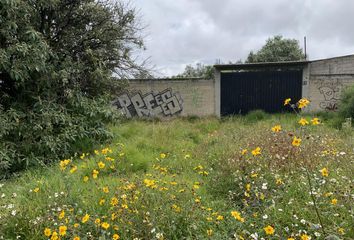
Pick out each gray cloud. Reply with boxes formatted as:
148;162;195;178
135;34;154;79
133;0;354;76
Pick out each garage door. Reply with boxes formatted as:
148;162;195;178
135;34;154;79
220;70;302;115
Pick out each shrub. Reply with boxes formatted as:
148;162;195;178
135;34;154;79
245;109;269;122
0;0;148;175
0;94;118;177
338;85;354;124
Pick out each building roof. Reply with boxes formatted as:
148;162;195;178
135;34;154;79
214;60;309;71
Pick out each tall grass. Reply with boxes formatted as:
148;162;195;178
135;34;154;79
0;116;353;239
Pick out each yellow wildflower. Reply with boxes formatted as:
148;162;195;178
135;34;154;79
160;153;166;159
324;192;333;197
216;215;224;221
298;98;310;109
284;98;291;106
73;237;80;240
92;169;99;179
60;159;71;170
111;213;117;220
70;165;77;174
338;227;345;235
251;147;261;156
101;222;110;230
276;178;283;185
298;118;309;126
271;125;282;132
83;176;89;182
103;187;109;193
58;225;67;236
101;147;112;155
320;167;329;177
73;223;79;228
144;179;157;189
50;231;58;240
292;136;301;147
331;198;338;205
251;173;258;178
263;225;275;235
98;161;105;169
99;198;106;205
121;204;128;209
33;187;40;193
207;229;213;236
172;204;181;213
58;210;65;220
301;234;310;240
241;149;248;155
311;117;320;125
231;211;245;222
260;193;265;200
111;197;119;206
44;228;51;237
198;171;209;176
95;218;101;225
82;214;89;223
112;234;120;240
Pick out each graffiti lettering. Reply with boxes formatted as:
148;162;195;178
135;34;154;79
316;79;346;111
113;89;183;118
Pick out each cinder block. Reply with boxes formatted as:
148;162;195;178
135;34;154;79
114;78;215;118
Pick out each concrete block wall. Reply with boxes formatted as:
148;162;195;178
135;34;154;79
114;55;354;117
114;78;215;117
306;55;354;112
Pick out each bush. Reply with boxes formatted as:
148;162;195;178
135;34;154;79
0;94;118;177
245;109;269;122
338;85;354;124
0;0;147;175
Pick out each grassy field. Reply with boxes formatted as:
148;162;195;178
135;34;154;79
0;114;353;240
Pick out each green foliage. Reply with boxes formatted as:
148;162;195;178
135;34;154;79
174;63;214;79
0;0;147;174
0;94;118;175
246;35;305;63
0;118;353;239
245;109;269;122
338;85;354;124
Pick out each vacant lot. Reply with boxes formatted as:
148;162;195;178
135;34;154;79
0;115;353;239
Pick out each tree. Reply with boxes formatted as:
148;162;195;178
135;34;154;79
174;63;214;79
0;0;147;174
246;35;305;63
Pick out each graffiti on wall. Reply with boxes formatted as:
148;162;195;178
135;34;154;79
316;79;346;111
113;89;183;118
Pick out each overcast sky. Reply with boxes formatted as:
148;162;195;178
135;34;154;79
132;0;354;76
